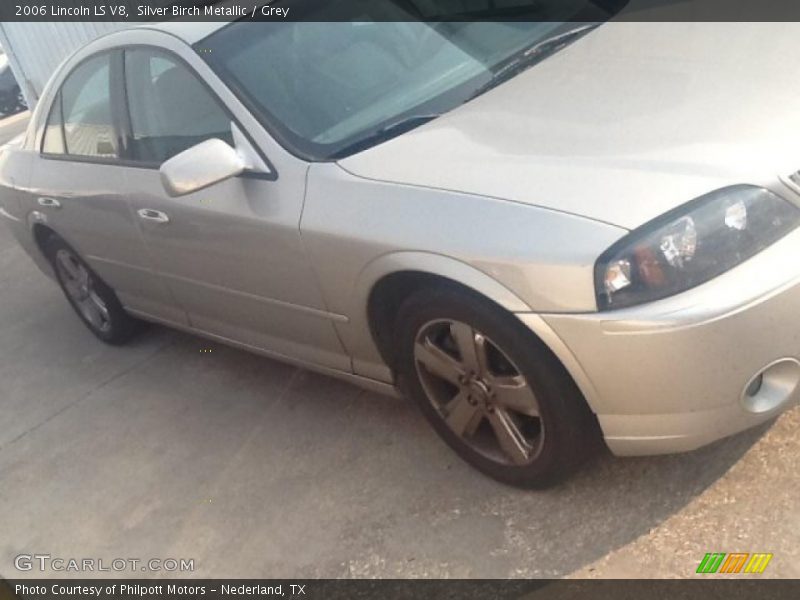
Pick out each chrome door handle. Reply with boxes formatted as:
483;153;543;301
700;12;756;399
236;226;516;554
37;197;61;209
137;208;170;224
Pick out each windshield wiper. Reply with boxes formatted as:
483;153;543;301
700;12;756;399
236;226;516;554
329;114;440;159
467;22;601;102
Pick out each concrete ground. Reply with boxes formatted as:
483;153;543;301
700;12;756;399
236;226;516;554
1;112;799;580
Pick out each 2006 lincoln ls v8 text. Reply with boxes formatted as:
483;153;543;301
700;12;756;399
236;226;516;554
2;1;800;487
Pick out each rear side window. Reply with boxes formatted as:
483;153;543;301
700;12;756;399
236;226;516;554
42;54;118;158
124;48;233;163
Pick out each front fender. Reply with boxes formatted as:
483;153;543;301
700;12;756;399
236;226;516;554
340;251;532;382
355;250;533;314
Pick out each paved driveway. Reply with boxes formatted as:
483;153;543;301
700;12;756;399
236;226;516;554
1;113;798;579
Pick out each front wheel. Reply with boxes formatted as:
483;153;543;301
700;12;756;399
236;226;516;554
395;286;600;488
45;235;141;345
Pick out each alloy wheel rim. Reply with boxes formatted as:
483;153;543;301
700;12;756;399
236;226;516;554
413;319;544;466
55;249;111;333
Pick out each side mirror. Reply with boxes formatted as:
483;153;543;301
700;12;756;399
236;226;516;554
160;138;246;197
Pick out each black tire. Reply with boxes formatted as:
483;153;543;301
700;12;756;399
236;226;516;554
44;235;141;345
395;285;600;488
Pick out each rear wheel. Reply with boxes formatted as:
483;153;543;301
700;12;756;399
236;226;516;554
45;236;140;345
395;286;599;488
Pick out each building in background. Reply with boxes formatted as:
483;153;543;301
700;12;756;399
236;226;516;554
0;23;129;109
0;44;27;115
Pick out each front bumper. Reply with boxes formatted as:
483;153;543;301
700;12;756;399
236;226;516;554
521;225;800;456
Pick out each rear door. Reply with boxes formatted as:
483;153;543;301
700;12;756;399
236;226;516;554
31;50;185;324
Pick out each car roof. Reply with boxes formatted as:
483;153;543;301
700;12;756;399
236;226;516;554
141;21;227;46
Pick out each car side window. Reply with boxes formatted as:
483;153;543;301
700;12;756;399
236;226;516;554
124;48;234;164
42;54;118;159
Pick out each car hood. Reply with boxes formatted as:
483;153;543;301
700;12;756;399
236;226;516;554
338;21;800;230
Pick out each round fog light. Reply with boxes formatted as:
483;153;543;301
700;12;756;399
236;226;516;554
741;358;800;414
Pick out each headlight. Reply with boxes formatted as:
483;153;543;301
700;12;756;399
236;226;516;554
595;185;800;310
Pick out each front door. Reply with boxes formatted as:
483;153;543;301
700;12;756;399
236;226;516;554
119;47;348;371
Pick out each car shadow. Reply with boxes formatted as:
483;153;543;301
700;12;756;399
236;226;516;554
0;225;772;579
119;325;769;578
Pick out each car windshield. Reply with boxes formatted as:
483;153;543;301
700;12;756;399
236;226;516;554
199;0;627;160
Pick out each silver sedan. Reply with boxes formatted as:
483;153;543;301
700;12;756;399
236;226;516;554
2;8;800;487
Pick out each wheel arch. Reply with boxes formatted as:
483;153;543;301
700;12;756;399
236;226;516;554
32;221;57;254
356;252;601;415
357;252;531;372
27;220;62;277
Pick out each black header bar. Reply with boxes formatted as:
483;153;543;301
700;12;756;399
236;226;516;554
3;0;800;22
